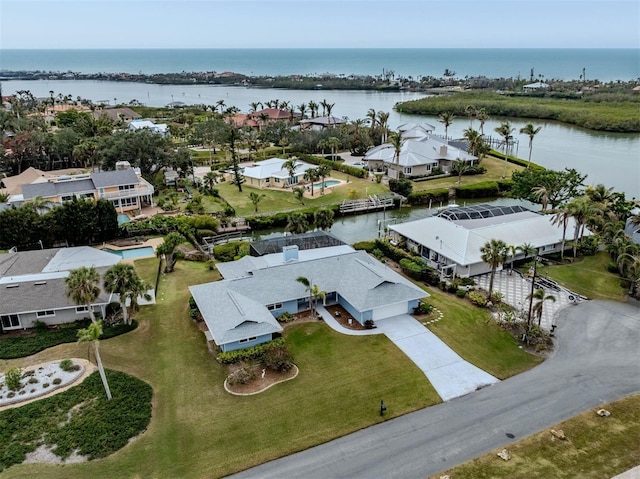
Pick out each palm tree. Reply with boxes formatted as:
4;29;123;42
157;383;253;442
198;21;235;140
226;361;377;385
465;105;476;127
248;191;266;212
295;276;325;318
203;171;220;192
286;212;310;234
248;101;262;113
479;239;508;297
292;186;305;205
517;242;538;335
528;288;556;328
476;108;488;135
325;102;336;125
303;167;320;196
65;266;101;323
282;157;300;186
103;263;150;325
551;206;572;260
506;244;518;271
462;128;482;157
156;232;186;273
438;112;455;144
308;100;319;118
366;108;377;129
325;136;341;160
532;185;550;211
389;131;403;165
313;208;335;230
316;164;332;195
377;111;390;143
567;196;600;258
216;99;226;114
453;159;470;184
494;121;515;178
520;123;542;169
297;103;307;120
78;320;112;400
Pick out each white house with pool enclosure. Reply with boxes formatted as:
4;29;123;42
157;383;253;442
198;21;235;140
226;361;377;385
189;245;427;352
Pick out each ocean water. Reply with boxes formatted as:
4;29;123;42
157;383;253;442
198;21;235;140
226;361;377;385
1;48;638;82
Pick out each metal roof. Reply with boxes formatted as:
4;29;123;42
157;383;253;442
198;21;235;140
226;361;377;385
437;203;531;221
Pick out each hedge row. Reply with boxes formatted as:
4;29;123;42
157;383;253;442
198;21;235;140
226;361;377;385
453;181;500;198
406;188;450;205
295;153;368;178
216;337;286;364
0;320;138;360
246;205;340;230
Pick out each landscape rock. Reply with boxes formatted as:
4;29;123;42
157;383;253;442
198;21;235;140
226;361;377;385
551;429;566;440
596;408;611;417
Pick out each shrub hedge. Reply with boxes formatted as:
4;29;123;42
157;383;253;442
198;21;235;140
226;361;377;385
453;181;500;198
407;188;450;205
216;337;286;365
0;320;138;360
295;153;367;178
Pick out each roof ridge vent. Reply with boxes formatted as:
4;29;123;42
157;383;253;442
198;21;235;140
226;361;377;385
227;291;245;316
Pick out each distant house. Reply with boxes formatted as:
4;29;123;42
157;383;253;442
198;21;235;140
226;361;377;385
0;247;121;331
128;119;169;137
523;81;550;92
94;107;141;123
242;158;316;188
389;203;585;278
14;165;154;213
298;116;345;130
250;108;299;124
226;113;259;129
189;246;426;351
364;136;476;179
397;122;436;140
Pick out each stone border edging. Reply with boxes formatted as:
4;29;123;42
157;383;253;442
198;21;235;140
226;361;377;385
224;365;299;396
0;358;96;411
420;307;444;326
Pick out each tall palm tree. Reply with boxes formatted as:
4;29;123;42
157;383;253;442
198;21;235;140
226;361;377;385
494;121;515;178
366;108;377;129
303;167;320;196
438;112;455;145
462;128;481;157
216;99;226;114
297;103;307;120
308;101;319;118
295;276;325;317
65;266;101;323
78;320;112;400
377;111;390;143
103;263;150;325
389;131;403;165
316;164;332;195
532;185;550;211
249;191;266;212
552;206;572;260
517;242;538;335
325;102;336;126
248;101;262;113
567;196;600;258
453;159;470;184
479;239;508;297
520;123;542;169
476;108;488;135
325;136;341;160
465;105;476;128
528;288;556;328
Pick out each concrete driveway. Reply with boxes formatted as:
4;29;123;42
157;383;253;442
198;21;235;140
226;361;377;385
375;315;499;401
230;300;640;479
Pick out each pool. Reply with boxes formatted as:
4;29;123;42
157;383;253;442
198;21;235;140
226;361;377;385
312;180;341;189
103;246;155;259
117;214;131;225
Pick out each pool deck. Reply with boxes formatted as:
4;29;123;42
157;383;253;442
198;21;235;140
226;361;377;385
98;238;163;263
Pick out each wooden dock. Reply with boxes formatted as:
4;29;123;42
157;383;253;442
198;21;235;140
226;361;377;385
339;195;396;214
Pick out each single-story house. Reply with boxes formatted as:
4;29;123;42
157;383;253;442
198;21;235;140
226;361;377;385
298;116;345;130
93;107;141;123
389;204;584;278
397;122;436;140
0;247;122;332
364;136;477;179
523;81;550;91
250;108;300;123
14;166;154;213
189;246;427;352
242;158;316;188
128;119;169;137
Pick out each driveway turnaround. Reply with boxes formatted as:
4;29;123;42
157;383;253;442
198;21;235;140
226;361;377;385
375;315;499;400
230;300;640;479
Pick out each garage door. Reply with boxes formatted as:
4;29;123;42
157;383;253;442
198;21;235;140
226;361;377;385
372;302;408;321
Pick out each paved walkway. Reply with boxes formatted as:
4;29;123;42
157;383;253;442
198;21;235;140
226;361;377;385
475;270;579;330
317;307;499;401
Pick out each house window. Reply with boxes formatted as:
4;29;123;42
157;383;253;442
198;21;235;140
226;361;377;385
76;306;89;313
239;337;257;343
1;314;20;329
403;167;412;174
267;303;282;311
36;310;55;318
274;178;280;183
61;195;73;202
118;184;135;191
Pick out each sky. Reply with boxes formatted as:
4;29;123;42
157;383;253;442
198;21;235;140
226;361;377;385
1;0;639;49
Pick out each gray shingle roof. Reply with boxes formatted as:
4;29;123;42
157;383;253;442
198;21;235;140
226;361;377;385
190;250;426;345
91;169;139;188
22;179;95;200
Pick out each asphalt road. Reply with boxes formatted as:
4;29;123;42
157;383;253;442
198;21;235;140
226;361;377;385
229;300;640;479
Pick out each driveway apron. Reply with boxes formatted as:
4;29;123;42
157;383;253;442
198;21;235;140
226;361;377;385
375;315;499;401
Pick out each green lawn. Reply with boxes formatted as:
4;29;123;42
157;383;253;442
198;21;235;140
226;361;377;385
432;394;640;479
412;155;522;192
536;252;628;301
217;169;387;217
422;288;543;379
1;258;435;479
